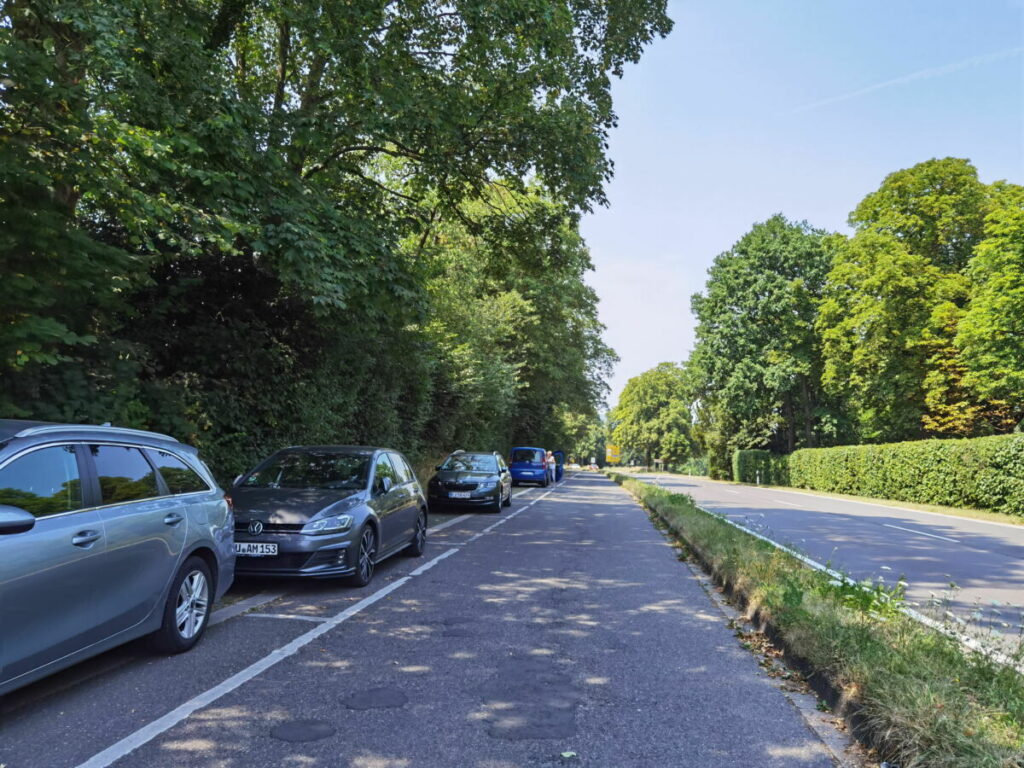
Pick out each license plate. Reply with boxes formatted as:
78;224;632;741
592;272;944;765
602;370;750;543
449;491;472;499
234;542;278;557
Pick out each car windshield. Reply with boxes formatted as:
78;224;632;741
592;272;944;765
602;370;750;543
243;451;370;490
511;449;544;464
440;454;498;472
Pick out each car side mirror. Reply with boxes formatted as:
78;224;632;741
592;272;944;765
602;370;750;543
0;505;36;535
499;467;508;474
435;465;442;471
382;476;394;494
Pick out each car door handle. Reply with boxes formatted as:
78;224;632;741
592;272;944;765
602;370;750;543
163;513;185;526
72;530;102;547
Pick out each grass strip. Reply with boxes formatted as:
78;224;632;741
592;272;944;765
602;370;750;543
607;471;1024;768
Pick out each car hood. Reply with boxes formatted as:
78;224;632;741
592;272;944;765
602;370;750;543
231;487;364;524
433;471;499;483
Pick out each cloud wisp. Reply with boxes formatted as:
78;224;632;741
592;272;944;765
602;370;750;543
791;46;1024;114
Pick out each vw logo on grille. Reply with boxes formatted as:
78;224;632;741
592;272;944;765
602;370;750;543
248;520;264;536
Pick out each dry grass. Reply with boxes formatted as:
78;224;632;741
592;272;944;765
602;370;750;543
609;472;1024;768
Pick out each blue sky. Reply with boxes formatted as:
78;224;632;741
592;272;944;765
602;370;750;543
583;0;1024;403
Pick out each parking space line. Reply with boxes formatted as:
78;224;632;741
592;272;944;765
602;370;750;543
76;576;412;768
409;547;460;576
244;613;329;623
209;590;287;627
428;514;472;533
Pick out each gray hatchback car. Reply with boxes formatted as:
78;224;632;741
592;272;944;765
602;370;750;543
0;420;234;695
230;446;427;585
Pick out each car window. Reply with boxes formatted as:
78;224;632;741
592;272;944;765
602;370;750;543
89;445;160;504
373;454;398;494
0;445;84;518
389;453;413;484
498;455;507;470
150;450;210;494
511;448;544;464
440;454;498;472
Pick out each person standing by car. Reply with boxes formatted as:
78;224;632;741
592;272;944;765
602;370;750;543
546;450;556;483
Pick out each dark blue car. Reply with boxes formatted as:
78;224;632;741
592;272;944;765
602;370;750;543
509;446;549;486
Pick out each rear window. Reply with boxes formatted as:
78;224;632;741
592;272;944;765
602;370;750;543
511;449;544;464
150;450;210;494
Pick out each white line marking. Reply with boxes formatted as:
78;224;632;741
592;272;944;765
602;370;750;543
429;514;472;533
76;577;411;768
627;475;1023;674
723;489;742;495
409;548;459;576
677;475;1024;531
244;613;328;623
882;523;960;544
209;591;286;627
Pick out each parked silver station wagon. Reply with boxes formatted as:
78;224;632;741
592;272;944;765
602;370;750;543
0;420;235;695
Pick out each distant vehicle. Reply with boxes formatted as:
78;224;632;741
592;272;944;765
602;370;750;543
509;446;549;486
0;420;234;696
230;446;426;586
567;463;581;470
427;451;512;513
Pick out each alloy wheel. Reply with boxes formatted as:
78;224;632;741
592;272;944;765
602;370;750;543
359;528;377;582
175;570;209;639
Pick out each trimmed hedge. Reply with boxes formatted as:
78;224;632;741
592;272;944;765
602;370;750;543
732;434;1024;516
732;449;790;486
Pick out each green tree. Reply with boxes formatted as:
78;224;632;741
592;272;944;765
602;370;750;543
611;362;692;467
849;157;990;271
957;183;1024;429
688;215;837;459
818;231;964;442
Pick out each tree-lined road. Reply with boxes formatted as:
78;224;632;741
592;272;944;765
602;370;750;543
0;474;837;768
644;474;1024;635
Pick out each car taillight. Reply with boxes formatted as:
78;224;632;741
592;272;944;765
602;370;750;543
224;493;234;512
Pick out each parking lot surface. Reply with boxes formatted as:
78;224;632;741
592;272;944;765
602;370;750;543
1;474;833;768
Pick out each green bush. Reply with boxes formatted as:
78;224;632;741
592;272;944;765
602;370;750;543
732;449;789;485
772;434;1024;516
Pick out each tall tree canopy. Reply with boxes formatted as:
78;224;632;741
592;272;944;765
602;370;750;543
687;215;836;476
1;0;668;476
611;362;691;467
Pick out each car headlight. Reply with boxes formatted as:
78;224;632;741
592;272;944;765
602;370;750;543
476;482;497;492
301;514;354;535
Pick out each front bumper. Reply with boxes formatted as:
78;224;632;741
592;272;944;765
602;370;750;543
233;531;356;579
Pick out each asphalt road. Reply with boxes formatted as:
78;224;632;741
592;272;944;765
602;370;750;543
643;474;1024;635
0;474;835;768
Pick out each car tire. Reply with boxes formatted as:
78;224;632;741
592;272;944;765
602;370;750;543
404;510;427;557
349;525;378;587
150;556;213;654
502;487;512;507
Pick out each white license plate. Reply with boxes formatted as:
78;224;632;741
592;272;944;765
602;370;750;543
234;542;278;557
449;491;472;499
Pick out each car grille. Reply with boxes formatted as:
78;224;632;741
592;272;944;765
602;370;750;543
443;482;479;491
234;521;304;534
235;549;345;571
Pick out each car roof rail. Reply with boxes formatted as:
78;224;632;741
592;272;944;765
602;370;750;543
13;424;180;443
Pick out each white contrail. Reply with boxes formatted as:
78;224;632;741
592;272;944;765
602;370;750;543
792;46;1024;114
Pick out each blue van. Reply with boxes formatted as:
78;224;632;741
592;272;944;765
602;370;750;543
509;446;549;487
